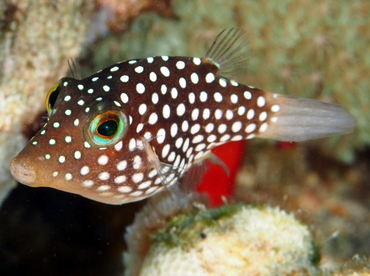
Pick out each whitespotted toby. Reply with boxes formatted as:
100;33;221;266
10;29;355;204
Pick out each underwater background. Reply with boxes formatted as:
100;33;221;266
0;0;369;275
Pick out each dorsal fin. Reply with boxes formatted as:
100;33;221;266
205;28;249;78
66;59;82;80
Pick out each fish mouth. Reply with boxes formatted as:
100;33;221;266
10;157;36;185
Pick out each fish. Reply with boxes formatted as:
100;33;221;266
10;28;355;205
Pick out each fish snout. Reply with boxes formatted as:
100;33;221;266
10;157;36;185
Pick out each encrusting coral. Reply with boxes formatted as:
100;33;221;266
123;187;320;276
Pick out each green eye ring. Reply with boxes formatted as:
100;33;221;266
85;104;128;147
46;81;61;116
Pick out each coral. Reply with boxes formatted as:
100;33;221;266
123;188;319;276
0;0;95;205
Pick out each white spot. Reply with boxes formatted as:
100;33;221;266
118;186;132;193
170;123;178;137
161;84;167;94
175;137;183;148
230;80;239;86
200;91;208;102
45;154;50;159
230;94;238;104
247;133;256;139
138;180;152;190
120;75;129;82
65;136;72;143
40;129;46;135
64;95;71;102
220;134;231;142
103;85;110;92
98;172;110;181
149;72;157;82
84;141;91;148
78;84;84;90
259;111;268;121
74;119;79;126
203;108;211;119
147;57;154;63
136;123;144;133
271;105;280;112
231;135;243;141
130;191;143;197
58;156;65;163
129;138;136;150
136;83;145;94
179;77;186;88
218;124;227;134
98;155;109;165
225;110;234;120
214;92;223;102
182;138;190;152
87;88;94;94
182;120;189;132
205;73;215;83
219;78;227;87
77;100;84;106
186;147;194;157
232;121;242;132
74;151;81;159
193;57;201;65
163;104;171;119
162;144;170;158
114;175;127;184
161;56;169;61
53;122;60;128
191;73;199;84
135;66;144;73
168;152;176;163
138;103;147;115
110;66;119;72
160;66;170;77
65;109;72;116
238;106;246;116
259;122;269;133
215;109;223;120
80;166;90;175
133;155;142;170
207;135;217;142
244;91;252;100
188;92;195;104
132;173;144;183
117;160;127;171
157;128;166;144
245;123;256;133
271;117;278;123
205;123;214;133
195;144;207;152
191;108;199;120
257;96;266;107
148;113;158;124
114;141;123;151
97;185;111;192
152;93;159;104
176;60;185;69
82;180;94;188
177;103;186;116
247;109;255;120
65;173;73;181
120;93;129;103
194;151;205;160
145;186;159;194
171;87;178;99
52;171;58;177
190;124;200;134
128;60;137;64
192;135;204;144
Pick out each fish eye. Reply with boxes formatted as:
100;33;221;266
85;105;128;147
45;81;61;115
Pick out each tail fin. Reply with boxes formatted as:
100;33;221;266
258;93;356;142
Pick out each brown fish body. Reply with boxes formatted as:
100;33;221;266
10;29;355;204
